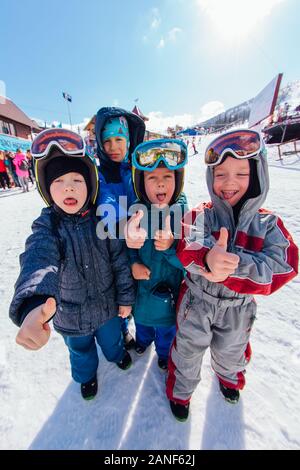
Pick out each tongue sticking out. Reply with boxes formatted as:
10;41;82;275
64;198;78;206
157;193;166;202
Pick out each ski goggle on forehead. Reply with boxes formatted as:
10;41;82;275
31;129;85;159
204;130;263;167
132;139;187;171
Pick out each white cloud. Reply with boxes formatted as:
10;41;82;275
167;27;182;42
197;100;225;122
146;100;225;133
157;38;165;49
144;8;182;48
113;98;119;106
151;8;161;29
0;80;6;104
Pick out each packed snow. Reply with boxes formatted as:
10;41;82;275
1;135;299;450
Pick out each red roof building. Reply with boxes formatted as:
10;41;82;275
0;96;41;140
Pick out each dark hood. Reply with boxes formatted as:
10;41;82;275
95;106;145;168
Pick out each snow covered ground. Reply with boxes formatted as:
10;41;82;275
1;136;299;450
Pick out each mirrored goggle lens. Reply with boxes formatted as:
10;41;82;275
31;130;84;157
205;130;261;165
136;142;186;168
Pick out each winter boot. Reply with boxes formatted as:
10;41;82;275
219;381;240;404
123;331;136;350
117;351;132;370
81;375;98;400
169;400;190;422
157;358;168;371
135;343;147;356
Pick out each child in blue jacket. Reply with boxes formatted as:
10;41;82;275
95;107;145;349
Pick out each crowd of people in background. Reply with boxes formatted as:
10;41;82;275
0;148;35;192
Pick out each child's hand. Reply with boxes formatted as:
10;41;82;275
154;215;174;251
124;210;147;249
16;297;56;350
200;270;230;283
118;305;132;318
131;262;151;280
206;227;240;277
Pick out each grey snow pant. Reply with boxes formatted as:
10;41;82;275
166;279;256;404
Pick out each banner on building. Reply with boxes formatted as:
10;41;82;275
0;133;31;152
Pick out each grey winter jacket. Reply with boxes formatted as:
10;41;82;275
177;149;298;297
9;207;135;336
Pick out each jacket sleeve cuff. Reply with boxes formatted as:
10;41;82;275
18;295;52;325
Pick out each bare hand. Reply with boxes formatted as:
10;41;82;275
131;262;151;280
124;210;147;249
205;227;240;277
118;305;132;318
154;215;174;251
16;297;56;350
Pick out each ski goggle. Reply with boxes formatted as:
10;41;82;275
31;129;85;159
204;130;263;166
132;139;187;171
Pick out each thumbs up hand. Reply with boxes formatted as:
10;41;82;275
205;227;240;278
124;210;147;249
154;215;174;251
16;297;56;350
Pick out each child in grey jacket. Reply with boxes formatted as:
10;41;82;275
166;129;298;421
9;129;135;400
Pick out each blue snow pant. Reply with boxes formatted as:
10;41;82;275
63;316;125;383
120;317;129;335
136;323;176;361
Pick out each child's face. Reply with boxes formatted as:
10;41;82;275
144;167;175;208
103;136;127;162
50;172;87;214
213;156;250;207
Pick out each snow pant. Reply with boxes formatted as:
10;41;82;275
0;171;10;189
63;316;125;383
121;317;129;335
136;323;176;361
166;279;256;404
18;176;29;192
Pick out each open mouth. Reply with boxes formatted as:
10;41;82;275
221;190;239;200
156;192;167;203
63;197;78;206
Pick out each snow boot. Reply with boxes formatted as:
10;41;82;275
135;343;147;356
157;358;168;371
219;381;240;404
169;400;190;422
117;351;132;370
123;331;136;350
81;375;98;400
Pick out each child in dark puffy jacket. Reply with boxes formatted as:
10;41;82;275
95;107;145;350
9;129;135;400
124;139;188;371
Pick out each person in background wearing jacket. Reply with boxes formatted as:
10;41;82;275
125;139;188;371
9;129;135;400
0;150;11;189
95;107;145;350
166;129;298;422
13;148;29;192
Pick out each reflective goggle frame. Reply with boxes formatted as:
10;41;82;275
132;138;187;171
204;129;263;166
31;128;85;159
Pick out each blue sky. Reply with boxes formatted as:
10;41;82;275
1;0;299;131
